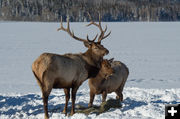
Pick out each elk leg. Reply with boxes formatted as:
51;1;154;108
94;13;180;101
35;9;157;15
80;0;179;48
42;91;50;119
115;90;120;100
115;90;123;101
70;86;78;116
63;88;70;114
120;93;123;101
117;78;127;101
102;91;107;102
88;91;95;107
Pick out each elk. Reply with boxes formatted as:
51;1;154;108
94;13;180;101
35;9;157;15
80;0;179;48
32;15;111;119
88;58;129;107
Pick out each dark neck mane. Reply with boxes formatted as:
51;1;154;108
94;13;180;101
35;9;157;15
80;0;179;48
82;49;102;78
91;69;106;86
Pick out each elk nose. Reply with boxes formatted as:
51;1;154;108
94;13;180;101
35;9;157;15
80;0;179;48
105;49;109;55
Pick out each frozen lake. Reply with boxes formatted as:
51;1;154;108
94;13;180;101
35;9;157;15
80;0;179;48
0;22;180;94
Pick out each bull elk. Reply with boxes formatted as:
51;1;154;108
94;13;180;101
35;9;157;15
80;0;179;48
88;58;129;107
32;15;111;119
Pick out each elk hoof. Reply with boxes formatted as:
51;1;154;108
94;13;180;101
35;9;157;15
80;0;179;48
45;115;49;119
62;109;67;115
120;97;123;102
88;103;92;108
116;95;119;99
70;111;75;116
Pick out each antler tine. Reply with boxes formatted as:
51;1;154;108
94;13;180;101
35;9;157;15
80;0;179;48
86;12;99;27
67;16;70;30
87;33;98;42
87;12;92;21
93;34;98;42
98;14;102;31
87;35;91;42
98;26;111;42
104;25;107;33
86;13;111;43
86;22;99;27
97;14;106;43
57;16;90;43
102;31;111;39
57;16;64;31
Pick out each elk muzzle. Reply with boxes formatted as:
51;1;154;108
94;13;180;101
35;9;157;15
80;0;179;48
104;49;109;55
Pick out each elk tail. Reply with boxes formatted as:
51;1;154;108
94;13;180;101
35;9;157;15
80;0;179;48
32;71;43;89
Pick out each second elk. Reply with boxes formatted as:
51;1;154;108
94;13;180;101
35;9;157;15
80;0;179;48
88;59;129;107
32;16;111;119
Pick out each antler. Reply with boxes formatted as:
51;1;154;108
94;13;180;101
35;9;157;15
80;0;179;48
57;16;98;43
87;13;111;43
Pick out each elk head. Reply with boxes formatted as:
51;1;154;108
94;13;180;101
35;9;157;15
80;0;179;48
57;14;111;58
101;59;114;79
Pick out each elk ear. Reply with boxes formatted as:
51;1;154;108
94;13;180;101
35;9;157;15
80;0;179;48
109;58;114;63
84;42;91;48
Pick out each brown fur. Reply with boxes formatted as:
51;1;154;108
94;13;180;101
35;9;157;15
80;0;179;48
32;43;109;118
88;59;129;107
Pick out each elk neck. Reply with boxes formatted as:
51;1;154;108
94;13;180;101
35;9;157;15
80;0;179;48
82;49;102;79
82;49;102;67
90;70;106;86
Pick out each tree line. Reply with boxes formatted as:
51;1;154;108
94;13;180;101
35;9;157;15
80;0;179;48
0;0;180;22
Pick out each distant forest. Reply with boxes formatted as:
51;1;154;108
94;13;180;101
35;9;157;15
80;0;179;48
0;0;180;22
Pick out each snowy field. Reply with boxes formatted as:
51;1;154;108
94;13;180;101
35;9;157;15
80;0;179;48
0;22;180;118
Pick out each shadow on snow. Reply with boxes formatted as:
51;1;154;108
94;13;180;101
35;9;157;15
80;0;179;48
0;93;179;116
0;92;85;116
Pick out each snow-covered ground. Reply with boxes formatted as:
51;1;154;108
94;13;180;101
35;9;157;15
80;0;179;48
0;22;180;118
0;88;179;119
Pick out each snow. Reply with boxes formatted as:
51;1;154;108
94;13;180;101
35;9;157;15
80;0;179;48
0;88;179;119
0;22;180;118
